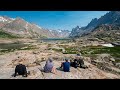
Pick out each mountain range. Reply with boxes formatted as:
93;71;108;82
0;11;120;40
0;16;70;38
69;11;120;41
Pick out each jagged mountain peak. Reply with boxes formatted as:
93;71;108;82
91;18;98;21
69;11;120;38
15;17;24;20
72;26;81;31
75;25;80;29
14;17;27;23
110;11;120;14
85;18;98;29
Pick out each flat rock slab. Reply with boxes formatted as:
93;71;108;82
0;47;120;79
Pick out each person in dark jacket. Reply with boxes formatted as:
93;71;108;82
70;60;74;67
72;59;79;68
14;63;27;77
61;58;70;72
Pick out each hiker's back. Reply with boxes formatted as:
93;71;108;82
44;62;53;73
44;59;54;73
14;64;27;77
63;62;70;72
73;59;79;68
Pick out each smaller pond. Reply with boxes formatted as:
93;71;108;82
0;42;32;54
0;43;27;50
101;44;114;47
39;38;71;43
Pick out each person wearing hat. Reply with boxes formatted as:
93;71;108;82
70;54;81;68
73;54;88;69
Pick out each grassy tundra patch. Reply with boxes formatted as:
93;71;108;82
0;30;19;39
0;43;37;54
80;46;120;62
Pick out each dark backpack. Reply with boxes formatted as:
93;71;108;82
14;64;27;77
73;59;79;68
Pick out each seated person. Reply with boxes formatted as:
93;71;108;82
44;58;56;73
70;60;74;67
73;59;79;68
70;59;77;68
74;54;88;69
14;62;27;77
60;58;70;72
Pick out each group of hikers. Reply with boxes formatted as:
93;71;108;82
13;54;88;77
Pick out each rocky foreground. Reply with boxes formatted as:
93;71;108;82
0;38;120;79
0;43;120;79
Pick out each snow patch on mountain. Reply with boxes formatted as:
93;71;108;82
58;30;62;32
35;25;42;29
11;18;15;20
0;16;8;22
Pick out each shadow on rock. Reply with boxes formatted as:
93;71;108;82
56;67;63;71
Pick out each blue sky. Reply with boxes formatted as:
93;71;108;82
0;11;109;31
